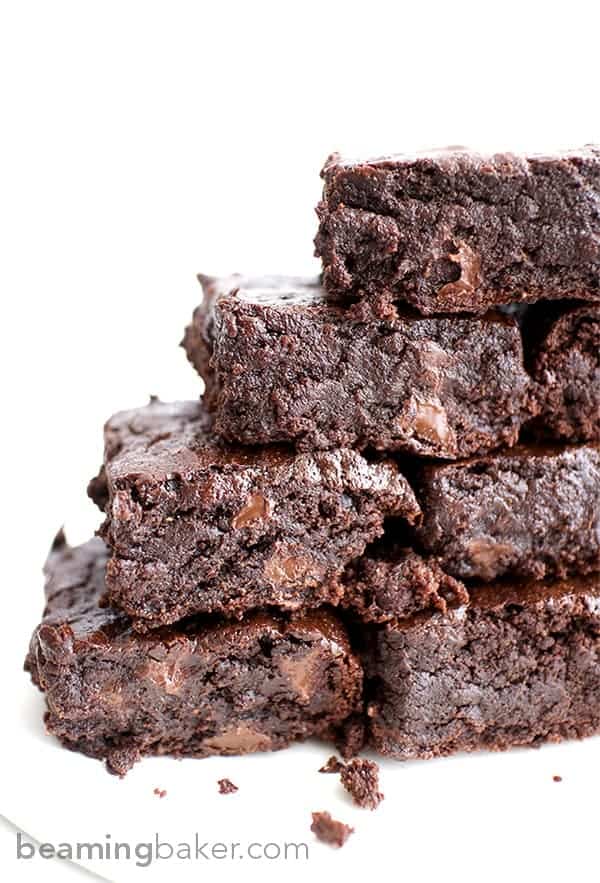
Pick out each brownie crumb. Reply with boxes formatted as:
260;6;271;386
153;788;167;799
553;775;563;783
319;756;345;774
218;778;238;795
106;746;140;777
340;759;384;810
311;811;354;848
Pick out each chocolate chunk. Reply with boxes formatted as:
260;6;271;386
217;778;238;795
319;756;345;774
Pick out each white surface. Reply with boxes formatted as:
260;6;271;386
0;817;106;881
2;1;600;880
5;686;600;882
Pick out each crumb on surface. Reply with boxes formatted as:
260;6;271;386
106;746;140;777
319;755;345;774
311;811;354;848
340;758;384;810
153;788;167;798
218;778;238;795
553;775;563;783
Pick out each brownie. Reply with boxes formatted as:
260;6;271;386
415;443;600;581
88;398;420;629
217;778;238;795
182;273;537;457
526;301;600;443
367;574;600;760
25;535;363;774
310;812;354;848
342;544;469;623
319;755;345;773
315;146;600;314
339;758;384;810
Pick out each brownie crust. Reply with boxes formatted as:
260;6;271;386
415;443;600;581
182;274;537;457
367;574;600;760
25;536;363;774
88;399;421;629
315;146;600;314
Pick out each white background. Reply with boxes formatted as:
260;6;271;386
1;1;599;880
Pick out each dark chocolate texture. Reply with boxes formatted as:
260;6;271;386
182;273;537;457
315;146;600;314
415;443;600;581
367;574;600;759
88;398;420;629
342;544;469;623
25;536;363;774
526;302;600;443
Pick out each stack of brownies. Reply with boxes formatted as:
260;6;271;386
27;147;600;774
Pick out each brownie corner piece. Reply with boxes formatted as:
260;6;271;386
315;146;600;313
367;574;600;760
26;536;363;772
92;398;421;627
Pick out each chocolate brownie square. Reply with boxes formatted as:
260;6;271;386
25;535;363;774
367;574;600;759
182;273;537;457
88;398;420;629
315;146;600;314
414;443;600;581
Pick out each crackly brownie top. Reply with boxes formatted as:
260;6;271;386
322;144;600;183
97;398;420;514
198;273;326;309
102;398;294;481
103;398;314;479
37;534;355;652
197;272;522;326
